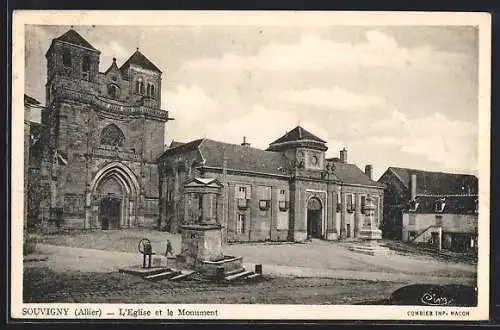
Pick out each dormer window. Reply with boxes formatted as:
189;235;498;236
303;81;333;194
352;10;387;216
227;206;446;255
408;199;420;212
82;55;91;80
107;84;119;100
434;198;446;213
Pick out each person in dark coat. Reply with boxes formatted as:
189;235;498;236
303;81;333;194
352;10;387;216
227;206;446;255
165;239;173;257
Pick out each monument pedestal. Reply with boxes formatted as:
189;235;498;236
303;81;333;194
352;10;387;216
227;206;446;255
178;223;224;267
348;196;393;256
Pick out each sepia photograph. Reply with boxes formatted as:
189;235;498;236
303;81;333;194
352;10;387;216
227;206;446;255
11;10;490;320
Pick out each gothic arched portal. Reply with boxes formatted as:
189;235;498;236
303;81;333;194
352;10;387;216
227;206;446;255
87;162;140;230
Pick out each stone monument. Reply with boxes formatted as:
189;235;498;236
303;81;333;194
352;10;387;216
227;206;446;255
175;177;260;280
119;177;262;282
348;195;393;256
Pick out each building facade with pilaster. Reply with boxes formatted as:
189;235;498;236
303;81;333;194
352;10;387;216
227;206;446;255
158;126;384;243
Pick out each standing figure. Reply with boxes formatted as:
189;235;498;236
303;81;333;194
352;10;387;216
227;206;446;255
165;239;173;257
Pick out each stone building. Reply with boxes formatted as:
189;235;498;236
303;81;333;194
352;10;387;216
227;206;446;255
24;94;44;229
34;29;171;229
158;126;384;243
378;167;478;252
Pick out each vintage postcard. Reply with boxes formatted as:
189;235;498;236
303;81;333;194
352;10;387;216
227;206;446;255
11;10;491;321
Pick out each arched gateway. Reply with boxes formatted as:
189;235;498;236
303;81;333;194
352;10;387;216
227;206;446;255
307;197;323;239
87;162;140;229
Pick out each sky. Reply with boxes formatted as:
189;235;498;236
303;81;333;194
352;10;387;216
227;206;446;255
24;24;479;180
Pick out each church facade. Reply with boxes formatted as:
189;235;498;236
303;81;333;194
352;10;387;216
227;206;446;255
34;29;171;230
158;127;384;243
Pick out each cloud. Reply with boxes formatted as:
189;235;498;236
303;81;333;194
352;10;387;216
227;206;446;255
163;85;219;143
183;31;466;72
94;41;131;70
200;104;344;152
276;87;386;110
369;110;478;171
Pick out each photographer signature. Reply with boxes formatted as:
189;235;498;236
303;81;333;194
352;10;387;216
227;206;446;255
420;288;455;306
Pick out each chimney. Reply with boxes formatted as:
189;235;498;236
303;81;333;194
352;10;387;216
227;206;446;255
410;173;417;200
241;136;250;147
365;164;373;180
340;148;347;163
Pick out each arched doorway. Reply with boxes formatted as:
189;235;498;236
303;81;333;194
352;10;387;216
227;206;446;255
88;162;140;230
307;197;323;239
100;196;121;230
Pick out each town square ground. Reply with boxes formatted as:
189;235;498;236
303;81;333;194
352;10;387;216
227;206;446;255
24;230;477;304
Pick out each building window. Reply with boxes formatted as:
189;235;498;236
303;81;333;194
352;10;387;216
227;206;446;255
346;194;354;213
279;200;289;212
107;84;119;100
259;200;270;211
360;195;366;214
135;79;145;94
168;191;173;201
238;186;247;199
147;83;155;97
408;199;419;212
100;124;125;147
62;49;72;67
280;189;286;196
82;55;90;80
62;49;72;75
435;199;446;213
236;214;246;234
475;199;479;214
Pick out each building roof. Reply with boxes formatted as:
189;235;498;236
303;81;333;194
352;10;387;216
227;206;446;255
104;58;120;75
162;137;381;186
269;126;327;145
169;140;185;149
199;139;287;176
120;50;162;74
330;161;382;187
161;138;287;176
24;94;41;106
54;29;98;51
387;167;478;196
407;195;477;215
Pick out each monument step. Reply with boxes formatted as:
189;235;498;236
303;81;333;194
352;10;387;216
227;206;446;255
119;266;171;277
245;273;262;280
225;270;254;281
144;270;182;281
170;270;196;281
224;267;246;277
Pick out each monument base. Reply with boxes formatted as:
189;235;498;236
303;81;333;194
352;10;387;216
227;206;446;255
347;239;394;256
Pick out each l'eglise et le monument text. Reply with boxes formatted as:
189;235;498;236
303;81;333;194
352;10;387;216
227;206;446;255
27;29;385;243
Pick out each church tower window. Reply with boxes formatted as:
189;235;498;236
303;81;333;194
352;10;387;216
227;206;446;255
100;124;125;147
62;49;72;74
147;83;155;97
82;55;91;80
135;79;145;95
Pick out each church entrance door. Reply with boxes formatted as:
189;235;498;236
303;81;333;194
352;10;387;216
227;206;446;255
307;197;323;239
100;196;121;230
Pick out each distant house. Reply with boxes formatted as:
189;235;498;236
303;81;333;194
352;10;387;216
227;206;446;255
378;167;478;253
